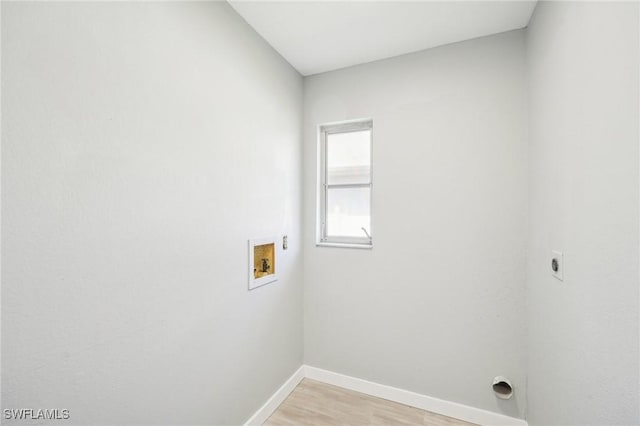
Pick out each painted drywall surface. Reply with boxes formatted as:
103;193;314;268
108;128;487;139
303;31;528;418
526;2;639;424
1;2;303;424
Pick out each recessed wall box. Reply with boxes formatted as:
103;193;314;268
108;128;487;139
249;237;278;290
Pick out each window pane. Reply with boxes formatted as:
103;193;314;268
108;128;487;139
327;130;371;185
326;187;371;238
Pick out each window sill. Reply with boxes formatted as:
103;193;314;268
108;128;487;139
316;242;373;249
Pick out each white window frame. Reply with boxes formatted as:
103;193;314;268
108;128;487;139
317;119;373;248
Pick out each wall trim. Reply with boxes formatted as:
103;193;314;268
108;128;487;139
245;364;527;426
304;366;527;426
243;365;305;426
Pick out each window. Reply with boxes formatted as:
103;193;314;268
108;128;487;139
318;120;373;247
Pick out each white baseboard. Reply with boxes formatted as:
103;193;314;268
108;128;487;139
244;364;527;426
243;365;305;426
304;366;527;426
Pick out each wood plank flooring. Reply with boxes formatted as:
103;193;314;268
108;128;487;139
264;379;475;426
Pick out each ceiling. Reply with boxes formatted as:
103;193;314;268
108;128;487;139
229;1;538;76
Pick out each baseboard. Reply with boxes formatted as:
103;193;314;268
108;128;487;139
244;364;527;426
243;365;305;426
304;366;528;426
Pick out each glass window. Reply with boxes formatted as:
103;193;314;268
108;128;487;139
318;120;372;247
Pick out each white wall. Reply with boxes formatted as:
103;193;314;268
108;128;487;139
526;2;639;424
303;30;528;418
1;2;303;424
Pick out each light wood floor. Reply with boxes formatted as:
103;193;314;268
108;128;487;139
264;379;475;426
